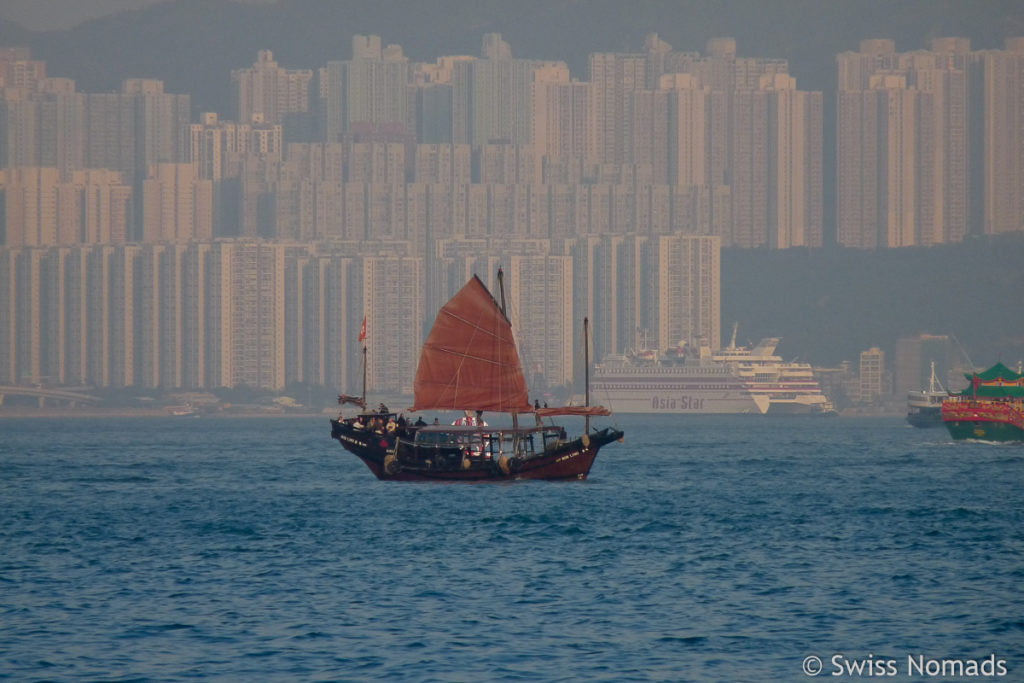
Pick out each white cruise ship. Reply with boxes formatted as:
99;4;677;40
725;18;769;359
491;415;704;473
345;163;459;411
590;344;770;415
589;331;833;416
714;336;835;415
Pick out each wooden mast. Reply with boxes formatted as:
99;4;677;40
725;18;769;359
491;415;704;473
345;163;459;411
497;267;520;449
584;316;591;435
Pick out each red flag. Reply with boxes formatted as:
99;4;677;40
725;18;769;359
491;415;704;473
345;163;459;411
358;315;367;343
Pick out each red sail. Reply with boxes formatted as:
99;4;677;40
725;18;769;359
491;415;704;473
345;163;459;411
412;276;533;414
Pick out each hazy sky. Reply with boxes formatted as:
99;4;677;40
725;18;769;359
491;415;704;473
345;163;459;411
0;0;273;31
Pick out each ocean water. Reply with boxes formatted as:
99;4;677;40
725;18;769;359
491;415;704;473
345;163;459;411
1;415;1022;682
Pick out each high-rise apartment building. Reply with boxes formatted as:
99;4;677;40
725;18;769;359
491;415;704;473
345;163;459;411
589;51;647;165
662;73;709;187
190;112;242;182
448;36;564;151
412;144;471;185
0;78;85;173
361;254;423;393
80;79;190;239
764;75;824;248
981;38;1024;235
49;247;84;384
60;169;132;244
83;245;113;386
626;87;670;184
0;167;61;246
180;241;212;389
585;37;821;248
656;234;721;351
614;233;655;353
1;248;17;382
192;240;289;390
0;167;132;247
142;163;213;242
506;254;574;390
0;48;46;91
231;50;313;128
858;347;886;403
346;141;404;184
837;38;972;247
533;78;597;184
189;112;283;237
319;35;412;144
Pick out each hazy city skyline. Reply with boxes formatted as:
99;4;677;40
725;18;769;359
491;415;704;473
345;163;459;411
2;0;1023;405
6;32;1022;246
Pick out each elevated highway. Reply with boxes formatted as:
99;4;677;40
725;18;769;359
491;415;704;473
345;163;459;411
0;385;101;408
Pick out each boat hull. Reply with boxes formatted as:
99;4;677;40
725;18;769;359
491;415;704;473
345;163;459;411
764;396;834;415
942;400;1024;442
907;406;944;428
331;419;623;481
944;419;1024;442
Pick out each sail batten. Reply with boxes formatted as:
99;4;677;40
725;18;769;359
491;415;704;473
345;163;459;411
412;275;533;413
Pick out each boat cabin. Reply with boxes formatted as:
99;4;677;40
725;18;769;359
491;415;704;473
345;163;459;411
410;424;567;459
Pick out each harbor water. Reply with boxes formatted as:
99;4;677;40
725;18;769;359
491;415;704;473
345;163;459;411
2;415;1022;681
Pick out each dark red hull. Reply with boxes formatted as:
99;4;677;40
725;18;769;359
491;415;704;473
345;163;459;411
331;419;622;481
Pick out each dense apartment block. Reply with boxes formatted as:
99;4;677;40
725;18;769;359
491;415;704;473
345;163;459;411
231;50;314;129
656;234;721;354
319;35;413;144
0;230;721;393
836;37;1024;246
981;38;1024;235
0;166;132;245
141;163;213;242
0;37;824;248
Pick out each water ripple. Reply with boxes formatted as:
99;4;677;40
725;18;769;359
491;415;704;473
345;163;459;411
1;416;1022;680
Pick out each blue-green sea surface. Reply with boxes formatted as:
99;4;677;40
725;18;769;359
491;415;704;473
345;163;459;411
1;415;1021;681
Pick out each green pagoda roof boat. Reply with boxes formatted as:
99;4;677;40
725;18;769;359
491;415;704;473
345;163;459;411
942;362;1024;442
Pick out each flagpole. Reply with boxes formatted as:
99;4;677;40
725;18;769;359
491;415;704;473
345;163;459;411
359;315;367;408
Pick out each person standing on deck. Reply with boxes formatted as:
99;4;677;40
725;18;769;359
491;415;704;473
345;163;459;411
452;410;474;426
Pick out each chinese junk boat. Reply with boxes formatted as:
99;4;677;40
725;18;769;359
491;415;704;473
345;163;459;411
942;362;1024;442
330;272;623;480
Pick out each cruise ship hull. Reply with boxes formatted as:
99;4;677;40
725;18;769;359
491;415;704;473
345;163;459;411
591;334;833;416
590;379;770;415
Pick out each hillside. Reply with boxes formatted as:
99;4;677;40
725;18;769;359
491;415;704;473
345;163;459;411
721;234;1024;367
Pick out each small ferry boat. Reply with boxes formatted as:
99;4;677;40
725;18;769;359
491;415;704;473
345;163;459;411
942;362;1024;442
906;361;946;428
